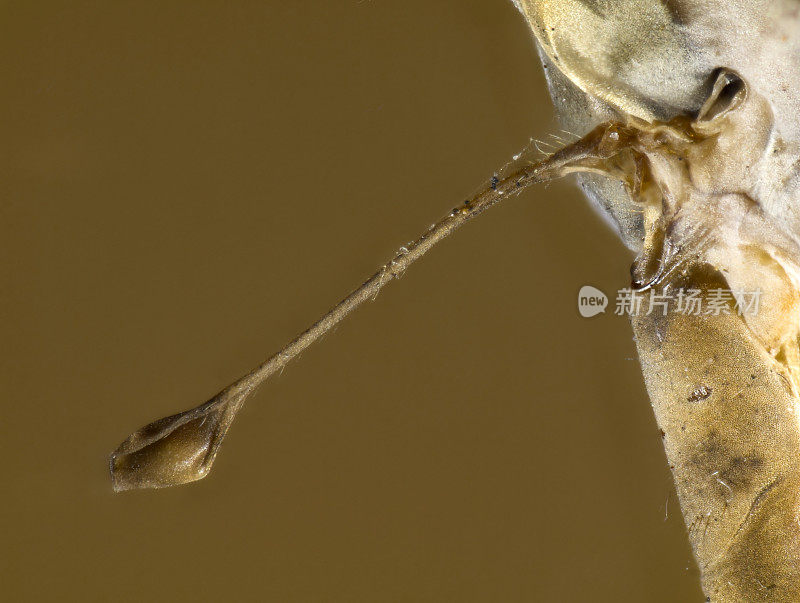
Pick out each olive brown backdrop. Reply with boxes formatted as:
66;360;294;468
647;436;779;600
1;1;703;601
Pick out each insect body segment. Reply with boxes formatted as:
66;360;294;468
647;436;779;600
514;1;800;599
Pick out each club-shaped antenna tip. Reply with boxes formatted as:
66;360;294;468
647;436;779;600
109;394;241;491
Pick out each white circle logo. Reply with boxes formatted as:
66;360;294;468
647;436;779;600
578;285;608;318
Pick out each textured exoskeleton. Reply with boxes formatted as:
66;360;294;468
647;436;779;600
513;1;800;600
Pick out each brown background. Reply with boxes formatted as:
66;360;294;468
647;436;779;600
1;1;703;601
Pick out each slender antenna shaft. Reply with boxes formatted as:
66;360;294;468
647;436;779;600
110;125;611;491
